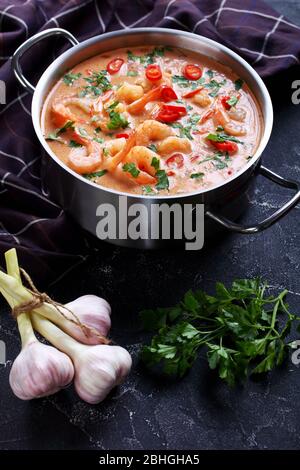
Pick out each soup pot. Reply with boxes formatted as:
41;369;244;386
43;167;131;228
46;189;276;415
12;28;300;248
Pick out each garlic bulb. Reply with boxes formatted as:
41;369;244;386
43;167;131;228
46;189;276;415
63;295;111;344
9;313;74;400
32;313;132;404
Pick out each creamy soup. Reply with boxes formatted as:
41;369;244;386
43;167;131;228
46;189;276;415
42;46;263;195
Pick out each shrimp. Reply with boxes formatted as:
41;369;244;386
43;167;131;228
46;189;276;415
104;131;136;171
127;85;163;114
227;106;246;122
52;96;91;127
116;83;144;104
213;102;247;136
157;136;192;156
122;146;157;185
135;120;174;146
68;141;103;174
105;138;126;156
192;89;212;108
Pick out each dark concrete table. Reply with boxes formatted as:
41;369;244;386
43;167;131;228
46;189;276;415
0;0;299;451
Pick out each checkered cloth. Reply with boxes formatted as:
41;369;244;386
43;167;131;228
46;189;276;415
0;0;299;283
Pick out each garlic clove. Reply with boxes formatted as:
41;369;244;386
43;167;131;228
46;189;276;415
9;341;74;400
73;345;132;405
63;295;112;345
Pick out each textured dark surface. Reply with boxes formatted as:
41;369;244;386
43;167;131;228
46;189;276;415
0;0;300;450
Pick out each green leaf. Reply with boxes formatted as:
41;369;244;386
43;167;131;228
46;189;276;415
155;170;169;191
206;132;243;144
122;162;140;178
151;156;160;170
148;143;158;153
63;72;82;86
190;172;204;179
69;140;83;148
234;78;244;91
107;111;129;130
227;95;239;107
83;169;107;179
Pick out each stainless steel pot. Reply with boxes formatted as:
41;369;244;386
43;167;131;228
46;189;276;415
12;28;300;248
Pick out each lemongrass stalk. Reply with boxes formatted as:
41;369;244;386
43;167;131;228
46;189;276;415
31;312;82;357
2;249;36;347
0;262;98;343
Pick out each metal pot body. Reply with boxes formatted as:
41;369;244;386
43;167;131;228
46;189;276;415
12;28;300;248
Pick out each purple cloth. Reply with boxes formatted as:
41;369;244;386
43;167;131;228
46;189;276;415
0;0;299;283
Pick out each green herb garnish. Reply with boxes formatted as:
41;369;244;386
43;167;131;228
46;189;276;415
127;70;138;77
204;79;226;97
122;162;140;178
63;72;82;86
155;169;169;191
80;69;112;96
148;143;158;153
69;140;83;148
172;75;206;89
235;78;244;90
227;96;239;107
46;120;75;141
84;169;107;179
140;279;300;385
143;185;154;194
151;157;160;171
107;111;129;130
206;132;243;144
190;172;204;179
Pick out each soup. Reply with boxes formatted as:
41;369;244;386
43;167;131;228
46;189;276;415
42;46;263;195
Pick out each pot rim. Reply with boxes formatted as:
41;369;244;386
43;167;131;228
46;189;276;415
32;27;273;200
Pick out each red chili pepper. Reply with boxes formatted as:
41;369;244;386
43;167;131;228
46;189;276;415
183;64;202;80
182;87;203;99
115;133;129;139
167;170;175;177
161;86;178;102
155;104;187;123
221;95;232;110
211;141;238;153
190;154;200;163
145;64;162;82
106;58;124;74
166;153;184;169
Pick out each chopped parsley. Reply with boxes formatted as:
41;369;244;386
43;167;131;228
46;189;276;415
190;172;204;179
206;70;214;79
198;151;230;169
151;156;160;170
155;169;169;191
84;169;107;179
143;185;154;194
63;72;82;86
204;79;226;97
46;120;75;141
235;78;244;90
69;140;83;148
93;137;104;144
122;162;140;178
172;75;206;89
227;95;239;107
107;110;129;130
80;70;112;97
148;143;158;153
206;132;243;144
127;47;171;65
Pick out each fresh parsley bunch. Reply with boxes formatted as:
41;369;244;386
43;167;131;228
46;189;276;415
141;279;300;386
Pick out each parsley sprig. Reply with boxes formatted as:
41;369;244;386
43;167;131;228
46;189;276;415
141;279;300;386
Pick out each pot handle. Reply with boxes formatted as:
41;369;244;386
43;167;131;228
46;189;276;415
12;28;79;94
206;165;300;234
